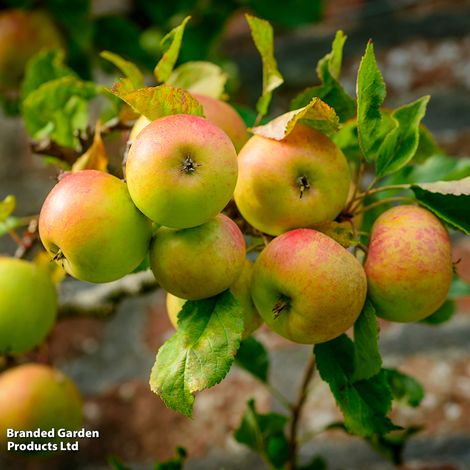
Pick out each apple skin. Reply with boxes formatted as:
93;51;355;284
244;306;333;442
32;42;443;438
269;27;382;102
234;124;351;236
0;364;82;450
166;259;262;338
126;114;238;229
365;205;452;322
251;229;367;344
150;214;245;300
0;10;62;90
129;93;248;152
0;258;57;354
39;170;152;283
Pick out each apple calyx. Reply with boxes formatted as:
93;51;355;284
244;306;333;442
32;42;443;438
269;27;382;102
296;175;310;199
181;155;201;174
272;295;290;319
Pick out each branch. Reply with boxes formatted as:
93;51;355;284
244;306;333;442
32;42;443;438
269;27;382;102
287;356;316;470
58;271;158;318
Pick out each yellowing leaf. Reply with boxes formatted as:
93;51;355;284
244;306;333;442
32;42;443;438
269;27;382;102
72;122;108;172
100;51;144;91
110;84;204;121
251;97;339;140
245;14;284;118
154;16;191;83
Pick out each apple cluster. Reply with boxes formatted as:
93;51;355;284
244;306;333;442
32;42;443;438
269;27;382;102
37;94;453;345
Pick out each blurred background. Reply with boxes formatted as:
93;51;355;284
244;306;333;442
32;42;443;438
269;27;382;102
1;0;470;469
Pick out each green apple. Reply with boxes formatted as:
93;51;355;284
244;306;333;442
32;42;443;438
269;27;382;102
234;124;351;236
0;257;57;354
129;93;248;152
251;228;367;344
150;214;245;299
365;205;453;322
0;364;82;450
166;259;262;338
39;170;152;283
0;10;62;90
126;114;238;229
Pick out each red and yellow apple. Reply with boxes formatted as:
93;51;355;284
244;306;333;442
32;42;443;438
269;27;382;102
166;259;262;338
129;93;248;152
150;214;245;299
234;125;351;236
39;170;152;283
251;228;367;344
365;205;453;322
0;364;82;450
0;10;62;90
126;114;238;229
0;257;57;354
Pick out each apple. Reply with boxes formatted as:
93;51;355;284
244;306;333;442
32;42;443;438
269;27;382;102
166;259;262;338
251;228;367;344
0;257;57;354
234;124;351;236
126;114;238;228
129;93;248;152
39;170;152;283
150;214;245;299
0;10;62;90
0;364;82;450
365;205;453;322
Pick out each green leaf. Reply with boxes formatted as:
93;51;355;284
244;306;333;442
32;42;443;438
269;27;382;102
234;399;289;469
235;337;269;383
167;61;228;99
376;96;430;177
366;426;422;466
110;84;204;121
356;41;386;161
291;31;355;122
315;335;400;437
414;125;441;163
332;120;361;162
318;30;346;81
245;14;284;118
0;195;16;222
154;16;191;83
449;275;470;299
22;76;98;148
251;97;339;140
385;368;424;407
420;300;456;325
154;447;187;470
100;51;145;92
411;177;470;234
405;154;470;183
353;300;382;382
21;49;76;100
150;291;244;417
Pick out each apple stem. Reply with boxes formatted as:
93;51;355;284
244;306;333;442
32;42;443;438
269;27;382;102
296;175;310;199
272;296;290;319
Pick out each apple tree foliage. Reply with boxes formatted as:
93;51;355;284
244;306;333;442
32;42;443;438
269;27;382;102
2;13;470;469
